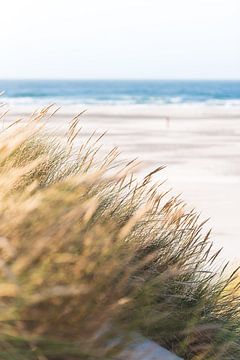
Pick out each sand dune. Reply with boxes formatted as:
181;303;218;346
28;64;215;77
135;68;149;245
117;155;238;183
4;104;240;263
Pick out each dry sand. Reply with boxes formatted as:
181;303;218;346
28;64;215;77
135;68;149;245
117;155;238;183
4;104;240;264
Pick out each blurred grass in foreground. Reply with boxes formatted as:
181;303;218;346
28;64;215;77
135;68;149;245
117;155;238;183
0;106;239;360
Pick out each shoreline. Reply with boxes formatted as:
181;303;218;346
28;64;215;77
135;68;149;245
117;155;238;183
4;102;240;117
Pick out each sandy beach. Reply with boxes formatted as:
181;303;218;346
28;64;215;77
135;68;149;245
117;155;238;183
5;104;240;264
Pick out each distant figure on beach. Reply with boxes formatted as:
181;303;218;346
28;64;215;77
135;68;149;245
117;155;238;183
166;116;170;128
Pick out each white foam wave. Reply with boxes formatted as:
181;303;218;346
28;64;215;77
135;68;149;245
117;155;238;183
1;96;240;107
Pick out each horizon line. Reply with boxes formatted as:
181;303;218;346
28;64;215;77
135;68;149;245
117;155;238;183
1;78;240;82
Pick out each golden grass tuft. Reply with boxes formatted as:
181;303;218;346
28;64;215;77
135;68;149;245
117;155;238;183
0;107;239;359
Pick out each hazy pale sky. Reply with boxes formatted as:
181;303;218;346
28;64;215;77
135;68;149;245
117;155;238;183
0;0;239;79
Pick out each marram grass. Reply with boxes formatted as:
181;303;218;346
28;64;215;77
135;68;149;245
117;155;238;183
0;107;239;360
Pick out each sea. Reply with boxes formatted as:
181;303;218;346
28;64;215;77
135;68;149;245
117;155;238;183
0;80;240;106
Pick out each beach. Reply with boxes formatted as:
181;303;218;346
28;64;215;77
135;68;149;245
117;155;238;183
5;103;240;263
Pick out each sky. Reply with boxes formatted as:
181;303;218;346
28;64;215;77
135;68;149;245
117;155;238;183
0;0;239;80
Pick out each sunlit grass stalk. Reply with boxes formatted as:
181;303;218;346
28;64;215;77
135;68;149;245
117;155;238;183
0;106;239;359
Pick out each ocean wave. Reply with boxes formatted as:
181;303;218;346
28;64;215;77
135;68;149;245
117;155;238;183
1;96;240;107
1;80;240;106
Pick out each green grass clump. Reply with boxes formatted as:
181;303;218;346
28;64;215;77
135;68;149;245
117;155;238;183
0;107;239;359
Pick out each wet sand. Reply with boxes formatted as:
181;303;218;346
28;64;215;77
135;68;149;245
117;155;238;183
4;104;240;264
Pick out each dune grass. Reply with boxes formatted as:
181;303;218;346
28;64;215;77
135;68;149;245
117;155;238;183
0;106;239;359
